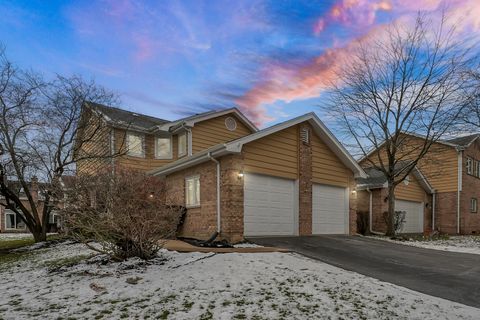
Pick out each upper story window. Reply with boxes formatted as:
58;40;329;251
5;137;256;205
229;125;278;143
476;161;480;178
466;157;473;175
126;132;145;157
178;132;187;157
155;137;172;159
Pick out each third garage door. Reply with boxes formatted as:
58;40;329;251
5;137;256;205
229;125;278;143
312;184;349;234
395;199;424;233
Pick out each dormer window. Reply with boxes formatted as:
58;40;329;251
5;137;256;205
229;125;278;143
155;137;172;159
178;132;187;157
126;132;145;157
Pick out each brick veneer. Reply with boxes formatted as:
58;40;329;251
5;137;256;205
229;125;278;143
298;124;312;236
164;154;245;242
460;142;480;234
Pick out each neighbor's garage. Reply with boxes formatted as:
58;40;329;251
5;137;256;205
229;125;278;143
243;173;297;236
395;199;424;233
312;184;349;234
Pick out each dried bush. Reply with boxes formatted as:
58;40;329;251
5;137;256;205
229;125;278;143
62;168;184;260
356;211;369;235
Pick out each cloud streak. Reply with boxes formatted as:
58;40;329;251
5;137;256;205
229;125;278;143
237;0;480;126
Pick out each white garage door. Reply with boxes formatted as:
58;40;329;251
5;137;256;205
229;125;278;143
312;184;349;234
395;199;424;233
244;173;297;236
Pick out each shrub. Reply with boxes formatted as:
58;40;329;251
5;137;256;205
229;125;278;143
356;211;369;235
62;168;184;260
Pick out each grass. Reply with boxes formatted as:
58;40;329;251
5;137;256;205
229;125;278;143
0;234;63;251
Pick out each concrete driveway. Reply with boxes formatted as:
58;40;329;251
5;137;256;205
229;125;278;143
251;235;480;308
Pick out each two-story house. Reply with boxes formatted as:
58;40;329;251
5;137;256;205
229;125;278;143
358;133;480;235
76;102;366;242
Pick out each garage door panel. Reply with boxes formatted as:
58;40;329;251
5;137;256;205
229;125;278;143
312;184;348;234
395;200;423;233
244;173;296;236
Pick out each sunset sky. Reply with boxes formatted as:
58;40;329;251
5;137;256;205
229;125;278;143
1;0;479;128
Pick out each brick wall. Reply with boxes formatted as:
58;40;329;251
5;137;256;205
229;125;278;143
164;154;245;242
349;182;358;234
460;142;480;234
298;123;312;235
435;192;458;234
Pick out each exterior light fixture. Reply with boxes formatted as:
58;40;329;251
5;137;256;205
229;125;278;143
149;192;154;199
238;171;244;179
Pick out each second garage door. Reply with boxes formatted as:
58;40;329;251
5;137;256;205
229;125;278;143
312;184;349;234
244;173;297;236
395;199;424;233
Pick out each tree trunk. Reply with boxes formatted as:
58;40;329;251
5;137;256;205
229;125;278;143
386;181;396;237
31;225;47;242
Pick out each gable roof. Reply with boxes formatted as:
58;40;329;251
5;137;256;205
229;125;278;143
149;112;367;178
356;164;434;194
446;134;480;148
84;102;257;133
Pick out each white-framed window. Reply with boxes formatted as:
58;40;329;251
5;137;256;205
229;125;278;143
49;212;60;226
126;132;145;157
185;176;200;208
178;132;187;157
471;198;478;213
466;157;473;175
155;137;172;159
4;209;26;230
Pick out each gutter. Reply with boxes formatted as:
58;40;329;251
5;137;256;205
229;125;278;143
432;191;436;231
207;152;221;234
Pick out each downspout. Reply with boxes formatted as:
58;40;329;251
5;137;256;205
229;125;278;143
207;152;221;234
432;191;436;231
457;150;463;234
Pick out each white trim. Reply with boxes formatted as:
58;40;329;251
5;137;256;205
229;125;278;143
345;187;350;235
4;209;26;231
187;129;193;156
154;136;173;160
158;108;258;133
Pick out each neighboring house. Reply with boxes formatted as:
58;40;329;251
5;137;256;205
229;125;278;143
0;178;61;233
356;165;434;234
360;133;480;235
76;103;366;242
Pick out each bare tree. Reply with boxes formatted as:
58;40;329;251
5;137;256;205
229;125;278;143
0;45;123;242
464;69;480;128
329;14;476;236
62;168;184;260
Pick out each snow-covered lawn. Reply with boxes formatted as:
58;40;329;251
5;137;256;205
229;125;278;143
370;235;480;255
0;241;479;319
0;233;35;241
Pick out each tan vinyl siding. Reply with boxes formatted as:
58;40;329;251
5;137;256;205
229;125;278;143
113;129;178;172
243;125;298;179
191;114;253;154
395;174;427;202
311;127;352;187
76;110;112;175
362;136;459;193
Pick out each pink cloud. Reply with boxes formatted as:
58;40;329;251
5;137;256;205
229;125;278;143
241;0;480;126
314;0;393;35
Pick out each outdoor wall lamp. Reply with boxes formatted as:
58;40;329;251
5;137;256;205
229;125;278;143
238;171;244;179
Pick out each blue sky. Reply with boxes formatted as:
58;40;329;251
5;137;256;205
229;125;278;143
1;0;478;128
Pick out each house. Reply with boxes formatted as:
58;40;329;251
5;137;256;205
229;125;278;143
77;103;366;242
356;165;434;234
0;178;61;233
359;133;480;235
